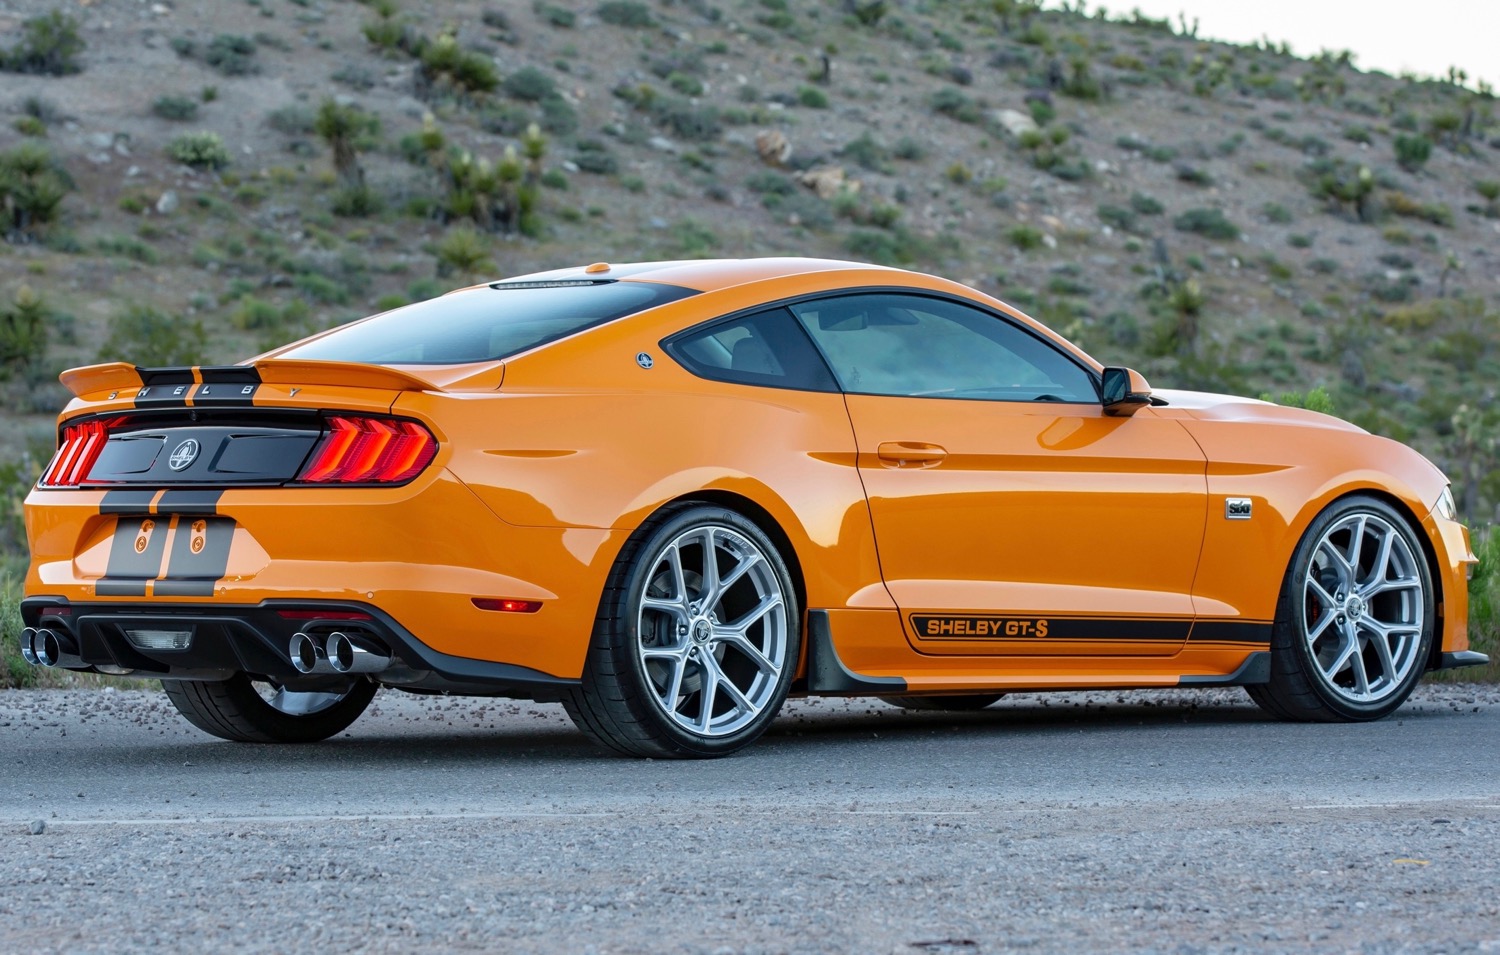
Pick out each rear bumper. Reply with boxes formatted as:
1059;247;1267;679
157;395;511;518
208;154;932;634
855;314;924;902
23;471;627;680
20;597;579;699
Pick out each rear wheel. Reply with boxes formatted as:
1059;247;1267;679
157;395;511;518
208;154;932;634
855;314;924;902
1248;495;1433;722
564;504;800;758
164;674;377;743
883;694;1004;711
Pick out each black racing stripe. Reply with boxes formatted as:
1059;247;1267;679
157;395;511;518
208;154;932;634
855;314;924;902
156;489;225;515
190;381;261;406
911;615;1191;642
99;489;157;516
156;516;235;597
97;515;169;597
132;381;196;408
1187;621;1274;643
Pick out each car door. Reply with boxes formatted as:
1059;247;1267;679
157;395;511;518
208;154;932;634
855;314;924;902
789;292;1209;657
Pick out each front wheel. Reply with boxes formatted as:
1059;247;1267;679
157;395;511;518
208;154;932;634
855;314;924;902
1248;495;1434;722
164;674;377;742
564;505;800;758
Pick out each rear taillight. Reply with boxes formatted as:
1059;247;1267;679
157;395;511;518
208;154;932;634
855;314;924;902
297;415;437;485
41;418;116;487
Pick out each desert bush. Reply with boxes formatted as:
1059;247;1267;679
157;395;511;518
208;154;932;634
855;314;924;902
166;132;231;170
98;305;207;366
1394;133;1431;173
504;66;556;102
573;140;619;175
797;85;829;109
205;34;259;76
418;34;498;97
598;2;653;27
1097;204;1139;233
1385;191;1453;226
541;6;576;27
314;98;378;187
0;285;47;380
1007;224;1045;250
0;141;72;240
930;87;980;123
1130;192;1164;216
2;11;84;75
1305;159;1375;222
840;133;890;173
434;227;493;279
152;95;199;121
1172;207;1238;240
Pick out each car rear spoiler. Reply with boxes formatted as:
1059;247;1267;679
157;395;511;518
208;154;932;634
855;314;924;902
59;360;444;398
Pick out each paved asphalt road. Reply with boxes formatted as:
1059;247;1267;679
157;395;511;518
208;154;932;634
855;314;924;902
2;684;1497;954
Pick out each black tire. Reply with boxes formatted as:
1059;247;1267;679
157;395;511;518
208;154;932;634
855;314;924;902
163;675;377;743
1247;494;1434;722
882;694;1004;711
564;504;801;758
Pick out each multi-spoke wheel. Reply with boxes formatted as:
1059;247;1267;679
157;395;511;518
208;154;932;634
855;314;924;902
564;504;800;758
163;674;377;742
1247;495;1434;722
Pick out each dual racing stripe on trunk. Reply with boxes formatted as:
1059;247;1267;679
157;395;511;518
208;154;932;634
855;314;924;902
128;365;262;409
96;489;231;596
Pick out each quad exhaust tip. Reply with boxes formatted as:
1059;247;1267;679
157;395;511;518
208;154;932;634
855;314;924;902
289;631;392;676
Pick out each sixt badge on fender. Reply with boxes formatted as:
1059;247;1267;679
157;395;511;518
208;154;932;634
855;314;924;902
912;616;1050;639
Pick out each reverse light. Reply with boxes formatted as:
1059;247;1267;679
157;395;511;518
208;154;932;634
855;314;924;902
41;418;121;487
472;598;543;613
297;415;437;485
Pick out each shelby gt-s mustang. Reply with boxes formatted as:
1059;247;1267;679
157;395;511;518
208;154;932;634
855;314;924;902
19;258;1487;757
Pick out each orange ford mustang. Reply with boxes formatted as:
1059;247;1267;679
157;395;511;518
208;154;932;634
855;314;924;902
19;257;1486;757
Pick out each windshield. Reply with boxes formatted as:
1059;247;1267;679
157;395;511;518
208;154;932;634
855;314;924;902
279;280;697;365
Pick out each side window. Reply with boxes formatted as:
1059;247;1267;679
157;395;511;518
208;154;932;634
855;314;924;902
789;294;1097;403
667;307;838;392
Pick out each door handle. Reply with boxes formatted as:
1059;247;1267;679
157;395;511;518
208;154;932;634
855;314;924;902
876;441;947;468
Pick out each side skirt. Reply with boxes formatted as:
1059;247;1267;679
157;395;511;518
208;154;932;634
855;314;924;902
1177;650;1271;687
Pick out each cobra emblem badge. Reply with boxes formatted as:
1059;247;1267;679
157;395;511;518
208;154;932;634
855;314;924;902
168;439;200;472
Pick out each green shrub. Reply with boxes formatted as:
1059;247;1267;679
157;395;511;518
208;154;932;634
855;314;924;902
574;140;619;175
418;34;499;96
598;2;654;27
1007;224;1045;250
930;87;980;123
797;85;829;108
98;305;207;366
0;141;72;239
2;11;85;75
1129;192;1164;216
1394;133;1431;173
204;34;259;75
1173;207;1239;240
152;95;199;121
434;227;493;279
0;285;47;380
840;133;889;172
166;132;232;170
504;66;556;102
541;6;577;27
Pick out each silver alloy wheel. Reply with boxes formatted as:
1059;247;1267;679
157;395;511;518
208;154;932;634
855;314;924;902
635;523;788;738
252;681;353;716
1301;512;1425;704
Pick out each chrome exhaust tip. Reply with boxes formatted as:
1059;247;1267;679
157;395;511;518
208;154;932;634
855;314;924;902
34;628;85;669
327;631;392;675
289;631;333;675
20;628;39;667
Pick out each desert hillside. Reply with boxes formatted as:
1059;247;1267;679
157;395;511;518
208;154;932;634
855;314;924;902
2;0;1498;554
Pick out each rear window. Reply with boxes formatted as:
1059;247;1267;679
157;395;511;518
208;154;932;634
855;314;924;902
278;280;697;365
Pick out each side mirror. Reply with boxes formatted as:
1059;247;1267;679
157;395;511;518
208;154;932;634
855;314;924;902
1101;366;1153;417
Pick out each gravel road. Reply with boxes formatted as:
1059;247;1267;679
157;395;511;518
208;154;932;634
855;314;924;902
3;684;1498;954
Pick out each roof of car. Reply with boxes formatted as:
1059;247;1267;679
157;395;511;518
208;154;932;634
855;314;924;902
492;257;904;294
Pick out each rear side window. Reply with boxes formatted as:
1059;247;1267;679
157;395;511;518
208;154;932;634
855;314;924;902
279;280;697;365
666;307;838;392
